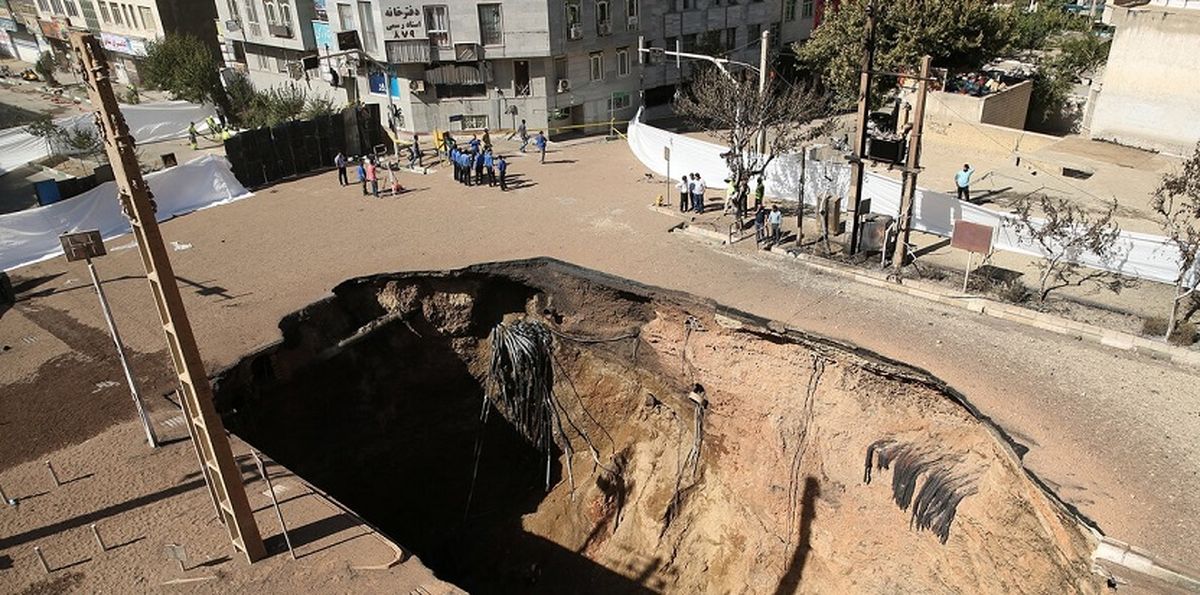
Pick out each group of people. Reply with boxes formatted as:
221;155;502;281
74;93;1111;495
512;119;549;163
679;173;767;218
333;151;403;198
448;131;510;190
677;173;709;213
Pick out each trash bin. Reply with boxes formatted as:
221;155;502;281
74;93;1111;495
858;214;894;254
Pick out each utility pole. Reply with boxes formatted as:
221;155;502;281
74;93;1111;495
756;28;770;156
847;1;877;256
891;55;932;273
69;32;266;564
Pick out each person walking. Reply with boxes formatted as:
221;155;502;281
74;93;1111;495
535;131;547;164
357;159;368;196
187;121;198;150
517;119;529;152
482;128;492;152
366;158;379;197
677;176;689;212
754;204;767;245
484;150;496;187
768;205;783;244
442;130;455;156
334;152;348;186
955;163;974;202
497;155;509;191
410;134;422;167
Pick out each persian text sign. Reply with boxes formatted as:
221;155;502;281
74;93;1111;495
380;1;425;40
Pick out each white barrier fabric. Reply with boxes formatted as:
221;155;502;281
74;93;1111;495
0;101;216;174
627;109;1192;285
0;155;250;272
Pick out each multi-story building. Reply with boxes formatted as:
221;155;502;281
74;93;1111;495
213;0;822;135
31;0;218;85
0;0;48;63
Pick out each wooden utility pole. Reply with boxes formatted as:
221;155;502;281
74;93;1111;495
69;32;266;563
891;55;933;273
847;1;877;255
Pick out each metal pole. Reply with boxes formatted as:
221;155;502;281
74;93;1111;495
963;251;973;293
90;523;107;551
847;1;877;255
45;461;60;487
87;258;157;448
756;28;770;157
891;55;932;273
34;546;50;574
252;451;296;560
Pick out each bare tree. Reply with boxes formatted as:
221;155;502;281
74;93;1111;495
1011;195;1131;306
674;67;826;204
1151;142;1200;340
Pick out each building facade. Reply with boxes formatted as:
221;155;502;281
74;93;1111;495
31;0;218;85
1089;0;1200;155
214;0;821;135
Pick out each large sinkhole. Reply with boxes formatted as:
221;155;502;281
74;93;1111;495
212;259;1105;594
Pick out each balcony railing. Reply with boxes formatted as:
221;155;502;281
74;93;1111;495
385;39;433;64
268;23;291;38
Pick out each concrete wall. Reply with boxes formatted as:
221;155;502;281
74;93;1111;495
918;80;1032;131
1090;5;1200;156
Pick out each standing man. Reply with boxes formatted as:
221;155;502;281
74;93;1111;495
482;128;492;152
442;130;455;156
687;174;698;213
768;205;783;244
677;176;689;212
497;155;509;191
366;158;379;197
517;119;529;152
723;178;736;215
334;152;348;186
535;131;548;164
411;134;422;167
469;134;481;154
357;158;368;196
754;204;767;245
474;149;486;185
187;122;198;150
463;150;473;187
451;147;460;183
694;174;707;213
484;150;496;187
955;164;974;202
754;177;765;209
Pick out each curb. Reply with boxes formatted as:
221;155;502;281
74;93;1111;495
646;207;1199;369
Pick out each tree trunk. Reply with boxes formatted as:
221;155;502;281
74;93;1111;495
1166;280;1183;341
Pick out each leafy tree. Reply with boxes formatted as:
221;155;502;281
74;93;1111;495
26;113;63;154
34;51;59;86
141;35;229;113
1151;142;1200;341
1027;31;1110;130
301;95;338;120
1010;195;1131;305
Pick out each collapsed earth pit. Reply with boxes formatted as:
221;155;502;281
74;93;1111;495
212;259;1102;594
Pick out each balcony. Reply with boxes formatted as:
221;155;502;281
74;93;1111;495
385;39;432;64
268;23;292;38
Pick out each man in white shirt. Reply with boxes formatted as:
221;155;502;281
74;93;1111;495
694;174;708;213
678;177;690;212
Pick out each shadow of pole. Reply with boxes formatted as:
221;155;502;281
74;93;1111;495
774;476;820;595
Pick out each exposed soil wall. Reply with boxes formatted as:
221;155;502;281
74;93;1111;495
212;259;1102;594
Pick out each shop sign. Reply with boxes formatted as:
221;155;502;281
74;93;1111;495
100;32;148;57
380;1;425;40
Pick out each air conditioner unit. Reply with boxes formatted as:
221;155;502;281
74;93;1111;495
598;22;611;36
557;79;571;93
454;42;481;62
409;80;426;93
627;15;638;27
569;24;583;40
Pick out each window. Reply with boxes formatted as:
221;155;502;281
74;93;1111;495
336;3;354;29
589;51;603;81
608;91;631;112
255;51;270;70
596;0;610;35
565;0;581;39
275;55;287;73
357;1;377;52
109;2;122;25
245;0;261;35
665;36;677;52
747;23;760;46
724;27;736;50
226;0;239;19
139;6;155;31
478;3;502;46
264;0;278;24
36;0;49;12
50;0;63;14
424;6;450;48
616;47;629;76
682;33;697;52
681;0;694;10
461;114;488;130
770;22;780;48
784;0;796;21
98;1;111;22
802;0;813;18
63;0;78;17
124;4;135;27
280;0;293;27
554;56;567;82
626;0;638;29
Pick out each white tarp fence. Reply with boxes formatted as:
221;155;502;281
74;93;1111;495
0;100;216;174
626;108;1193;286
0;155;251;271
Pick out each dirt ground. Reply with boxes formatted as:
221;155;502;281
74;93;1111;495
1;133;1198;587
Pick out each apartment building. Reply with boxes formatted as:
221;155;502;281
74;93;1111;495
31;0;218;85
214;0;822;134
